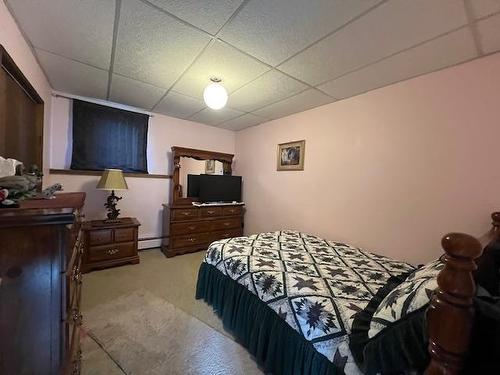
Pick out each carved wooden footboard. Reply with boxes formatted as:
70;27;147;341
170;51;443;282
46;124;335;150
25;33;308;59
426;213;500;373
425;232;482;374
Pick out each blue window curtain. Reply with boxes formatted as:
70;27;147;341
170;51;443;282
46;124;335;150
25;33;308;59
71;99;148;173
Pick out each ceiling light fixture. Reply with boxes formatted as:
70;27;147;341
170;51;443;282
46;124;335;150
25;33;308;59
203;77;228;110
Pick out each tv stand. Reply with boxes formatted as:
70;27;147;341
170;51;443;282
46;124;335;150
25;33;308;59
161;202;245;257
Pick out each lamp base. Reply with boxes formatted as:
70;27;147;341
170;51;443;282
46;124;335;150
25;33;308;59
104;190;122;221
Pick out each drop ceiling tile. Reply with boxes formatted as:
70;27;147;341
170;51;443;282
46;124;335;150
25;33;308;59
469;0;500;19
114;0;211;88
190;107;243;126
318;28;477;99
477;13;500;54
219;113;265;131
173;40;270;99
154;91;206;119
219;0;381;66
6;0;114;69
36;49;108;99
278;0;468;85
109;75;166;110
253;89;333;120
228;70;307;112
147;0;244;34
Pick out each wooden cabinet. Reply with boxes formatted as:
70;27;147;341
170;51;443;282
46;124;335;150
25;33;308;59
82;218;140;273
162;204;244;257
0;192;85;375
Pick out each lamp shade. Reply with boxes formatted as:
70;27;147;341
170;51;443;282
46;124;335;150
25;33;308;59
96;169;128;190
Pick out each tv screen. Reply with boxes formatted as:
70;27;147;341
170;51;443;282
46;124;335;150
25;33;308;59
187;174;200;198
199;175;242;203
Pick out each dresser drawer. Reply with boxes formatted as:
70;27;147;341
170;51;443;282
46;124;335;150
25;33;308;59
222;206;243;216
172;208;199;221
211;229;242;242
200;207;222;218
211;217;241;231
88;229;113;245
171;221;210;235
171;233;209;249
114;227;135;242
88;241;136;262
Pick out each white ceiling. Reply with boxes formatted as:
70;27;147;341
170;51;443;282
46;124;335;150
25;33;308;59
6;0;500;130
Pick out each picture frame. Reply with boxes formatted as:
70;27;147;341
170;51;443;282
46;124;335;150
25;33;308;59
277;140;305;171
205;159;215;174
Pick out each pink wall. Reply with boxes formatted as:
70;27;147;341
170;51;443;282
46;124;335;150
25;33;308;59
0;1;52;176
235;53;500;265
47;96;235;247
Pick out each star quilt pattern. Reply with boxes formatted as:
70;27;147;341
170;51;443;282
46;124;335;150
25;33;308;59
203;230;415;374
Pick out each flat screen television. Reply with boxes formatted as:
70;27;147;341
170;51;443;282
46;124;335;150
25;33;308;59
187;174;200;198
187;174;242;203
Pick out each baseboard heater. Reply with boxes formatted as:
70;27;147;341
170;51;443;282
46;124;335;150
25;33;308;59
138;235;168;250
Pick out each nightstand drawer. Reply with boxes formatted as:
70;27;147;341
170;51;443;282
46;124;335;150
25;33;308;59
89;229;113;245
88;242;136;262
211;217;241;231
172;208;199;221
114;227;135;242
171;221;210;235
200;207;222;218
171;233;209;249
222;206;242;216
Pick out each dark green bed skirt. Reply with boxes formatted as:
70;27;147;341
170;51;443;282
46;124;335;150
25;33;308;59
195;262;339;375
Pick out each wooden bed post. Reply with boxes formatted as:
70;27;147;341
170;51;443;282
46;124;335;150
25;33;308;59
425;233;482;374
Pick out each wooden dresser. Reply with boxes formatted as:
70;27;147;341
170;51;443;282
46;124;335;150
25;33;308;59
162;204;244;257
82;218;140;273
0;192;86;375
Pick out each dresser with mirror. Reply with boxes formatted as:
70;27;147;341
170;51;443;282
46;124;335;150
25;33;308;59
162;147;244;257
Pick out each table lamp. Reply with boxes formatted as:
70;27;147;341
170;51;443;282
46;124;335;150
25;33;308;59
96;169;128;222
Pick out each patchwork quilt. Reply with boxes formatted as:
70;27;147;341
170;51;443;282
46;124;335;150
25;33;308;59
203;231;415;374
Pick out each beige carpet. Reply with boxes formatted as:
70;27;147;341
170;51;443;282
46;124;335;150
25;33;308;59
81;249;263;375
82;289;262;375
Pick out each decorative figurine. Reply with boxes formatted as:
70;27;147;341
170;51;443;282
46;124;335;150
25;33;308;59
37;183;63;199
104;191;122;222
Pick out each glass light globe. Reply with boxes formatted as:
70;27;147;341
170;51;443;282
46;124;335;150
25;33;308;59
203;82;228;110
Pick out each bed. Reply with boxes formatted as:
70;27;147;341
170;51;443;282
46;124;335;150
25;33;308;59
196;223;494;374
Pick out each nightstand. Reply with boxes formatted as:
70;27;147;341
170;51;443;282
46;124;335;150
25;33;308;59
82;217;140;273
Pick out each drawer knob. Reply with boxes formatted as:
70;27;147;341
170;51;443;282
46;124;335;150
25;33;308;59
207;210;215;214
188;226;196;230
228;209;235;213
106;248;119;255
188;238;195;242
182;212;190;216
224;222;230;226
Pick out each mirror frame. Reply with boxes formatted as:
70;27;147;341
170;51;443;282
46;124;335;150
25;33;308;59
171;146;234;206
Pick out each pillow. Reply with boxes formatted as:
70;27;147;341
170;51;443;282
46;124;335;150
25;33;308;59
368;259;444;338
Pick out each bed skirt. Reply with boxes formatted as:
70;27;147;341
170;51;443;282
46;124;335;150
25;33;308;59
195;262;339;375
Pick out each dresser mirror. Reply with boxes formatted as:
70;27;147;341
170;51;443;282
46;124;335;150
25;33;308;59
171;146;234;206
179;157;224;198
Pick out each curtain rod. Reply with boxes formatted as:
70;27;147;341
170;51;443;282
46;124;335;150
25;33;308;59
51;93;154;117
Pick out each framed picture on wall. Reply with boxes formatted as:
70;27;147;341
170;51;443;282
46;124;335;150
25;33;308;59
277;140;305;171
205;160;215;174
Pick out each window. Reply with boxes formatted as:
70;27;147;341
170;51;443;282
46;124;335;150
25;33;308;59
71;99;148;173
